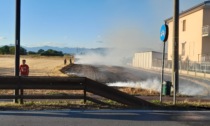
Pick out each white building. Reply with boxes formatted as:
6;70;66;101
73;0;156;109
132;51;164;69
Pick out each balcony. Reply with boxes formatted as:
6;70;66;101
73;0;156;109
202;25;209;37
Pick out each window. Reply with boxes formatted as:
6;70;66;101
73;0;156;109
202;25;209;36
183;20;186;31
182;42;186;56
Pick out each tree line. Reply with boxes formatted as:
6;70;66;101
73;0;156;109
0;45;64;56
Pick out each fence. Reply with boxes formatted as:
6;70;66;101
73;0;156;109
152;59;210;78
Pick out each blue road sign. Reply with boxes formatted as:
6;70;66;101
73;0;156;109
160;24;168;42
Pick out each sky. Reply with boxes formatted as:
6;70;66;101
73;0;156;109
0;0;206;50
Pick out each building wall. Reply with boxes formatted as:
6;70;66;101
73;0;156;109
133;52;152;69
132;52;162;69
167;9;203;62
202;7;210;60
167;21;173;61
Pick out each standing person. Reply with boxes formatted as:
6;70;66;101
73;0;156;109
64;58;67;65
19;59;29;76
69;58;72;65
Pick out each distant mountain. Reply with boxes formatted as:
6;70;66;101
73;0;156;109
25;46;108;55
1;44;159;55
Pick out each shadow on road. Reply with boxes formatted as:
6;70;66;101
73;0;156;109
0;110;210;122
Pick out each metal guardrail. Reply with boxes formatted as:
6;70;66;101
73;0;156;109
0;76;87;104
0;76;153;107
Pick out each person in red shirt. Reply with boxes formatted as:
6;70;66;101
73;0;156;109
19;59;29;76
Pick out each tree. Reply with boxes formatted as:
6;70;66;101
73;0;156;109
28;51;37;55
0;45;27;55
37;49;45;54
20;47;27;55
9;46;15;54
41;49;64;56
0;45;10;54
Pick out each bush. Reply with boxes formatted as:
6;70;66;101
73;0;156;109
28;51;37;55
40;49;64;56
0;45;27;55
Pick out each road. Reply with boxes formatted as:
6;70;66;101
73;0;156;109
0;110;210;126
65;64;210;96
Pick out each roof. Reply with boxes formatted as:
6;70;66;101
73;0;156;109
165;0;210;23
136;51;165;54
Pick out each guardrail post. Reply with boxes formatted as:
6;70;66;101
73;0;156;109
19;77;24;104
84;83;87;104
20;88;24;104
14;88;19;103
14;77;20;103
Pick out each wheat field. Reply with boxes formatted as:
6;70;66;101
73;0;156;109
0;55;69;76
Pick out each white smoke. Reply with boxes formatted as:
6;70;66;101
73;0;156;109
179;84;208;96
107;81;141;88
75;51;127;66
107;78;208;96
73;15;208;96
107;78;161;91
75;24;160;66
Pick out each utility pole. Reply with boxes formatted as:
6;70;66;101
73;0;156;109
172;0;179;105
14;0;21;103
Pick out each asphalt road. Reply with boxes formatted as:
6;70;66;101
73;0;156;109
0;110;210;126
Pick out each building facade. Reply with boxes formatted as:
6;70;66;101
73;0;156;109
166;1;210;62
132;51;163;69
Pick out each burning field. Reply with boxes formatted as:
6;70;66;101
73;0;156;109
0;55;209;96
64;63;210;96
65;64;145;83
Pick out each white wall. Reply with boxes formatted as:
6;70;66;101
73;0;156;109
133;51;163;69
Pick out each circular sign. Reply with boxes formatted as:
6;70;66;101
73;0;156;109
160;24;169;42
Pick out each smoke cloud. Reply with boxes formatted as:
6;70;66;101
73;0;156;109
107;78;208;96
107;78;161;91
73;9;207;97
75;23;160;66
76;52;125;66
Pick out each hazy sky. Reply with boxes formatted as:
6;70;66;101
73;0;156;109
0;0;206;50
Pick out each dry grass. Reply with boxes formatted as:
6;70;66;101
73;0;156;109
0;100;91;110
0;55;71;76
118;87;159;96
0;87;157;96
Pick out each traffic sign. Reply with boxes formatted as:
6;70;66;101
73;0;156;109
160;24;169;42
